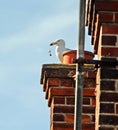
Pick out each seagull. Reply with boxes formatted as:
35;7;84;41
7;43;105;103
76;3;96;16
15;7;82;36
50;39;70;63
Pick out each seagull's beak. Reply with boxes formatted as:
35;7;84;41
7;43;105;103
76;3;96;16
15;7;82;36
50;42;57;46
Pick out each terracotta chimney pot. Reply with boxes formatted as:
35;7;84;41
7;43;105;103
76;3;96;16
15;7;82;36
63;50;94;64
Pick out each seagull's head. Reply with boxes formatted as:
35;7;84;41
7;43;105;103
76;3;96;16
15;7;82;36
50;39;65;47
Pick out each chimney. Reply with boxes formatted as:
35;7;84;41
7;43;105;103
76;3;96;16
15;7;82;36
87;0;118;129
40;63;96;130
40;1;118;130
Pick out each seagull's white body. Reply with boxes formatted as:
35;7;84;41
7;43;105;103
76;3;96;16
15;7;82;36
50;39;70;63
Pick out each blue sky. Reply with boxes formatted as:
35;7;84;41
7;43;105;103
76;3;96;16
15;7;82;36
0;0;93;130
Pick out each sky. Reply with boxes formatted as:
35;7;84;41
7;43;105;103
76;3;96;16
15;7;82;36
0;0;93;130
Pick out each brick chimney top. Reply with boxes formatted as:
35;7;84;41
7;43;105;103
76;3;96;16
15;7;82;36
40;63;96;130
40;64;76;84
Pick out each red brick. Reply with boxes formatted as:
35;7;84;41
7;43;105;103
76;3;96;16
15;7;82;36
115;13;118;22
92;115;95;122
53;97;65;105
95;1;118;11
48;88;74;106
47;78;60;86
53;114;64;121
100;103;115;113
45;67;75;79
45;78;60;97
84;71;96;78
101;47;118;57
83;88;95;97
82;115;91;122
82;123;95;130
83;106;95;114
92;97;96;106
101;81;115;91
101;69;118;79
102;24;118;34
61;79;73;87
54;106;74;114
101;57;117;68
84;80;96;88
100;115;118;125
98;12;113;23
102;36;117;46
52;122;73;130
66;97;75;105
83;98;91;105
100;92;118;102
99;127;114;130
65;114;74;122
67;97;94;106
49;87;74;97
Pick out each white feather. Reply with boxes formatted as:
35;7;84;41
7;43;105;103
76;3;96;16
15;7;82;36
50;39;70;63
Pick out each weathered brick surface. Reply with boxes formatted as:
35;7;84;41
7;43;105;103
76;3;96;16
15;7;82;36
53;105;74;114
45;78;60;97
60;79;74;87
83;106;95;114
100;103;115;113
82;115;91;122
101;58;117;68
66;97;75;105
83;88;95;97
48;86;96;106
98;12;114;23
53;114;64;121
92;115;95;122
101;69;118;79
83;98;91;105
102;25;118;34
47;78;60;86
65;114;74;122
49;87;74;97
101;47;118;57
100;92;118;102
84;71;96;78
95;1;118;11
100;115;118;125
82;123;95;130
48;87;74;106
100;80;115;91
99;127;114;130
102;36;117;46
52;123;73;130
66;97;94;106
84;79;96;88
53;97;65;105
92;98;96;106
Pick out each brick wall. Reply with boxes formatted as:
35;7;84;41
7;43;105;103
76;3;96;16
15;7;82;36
86;0;118;129
40;64;96;130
